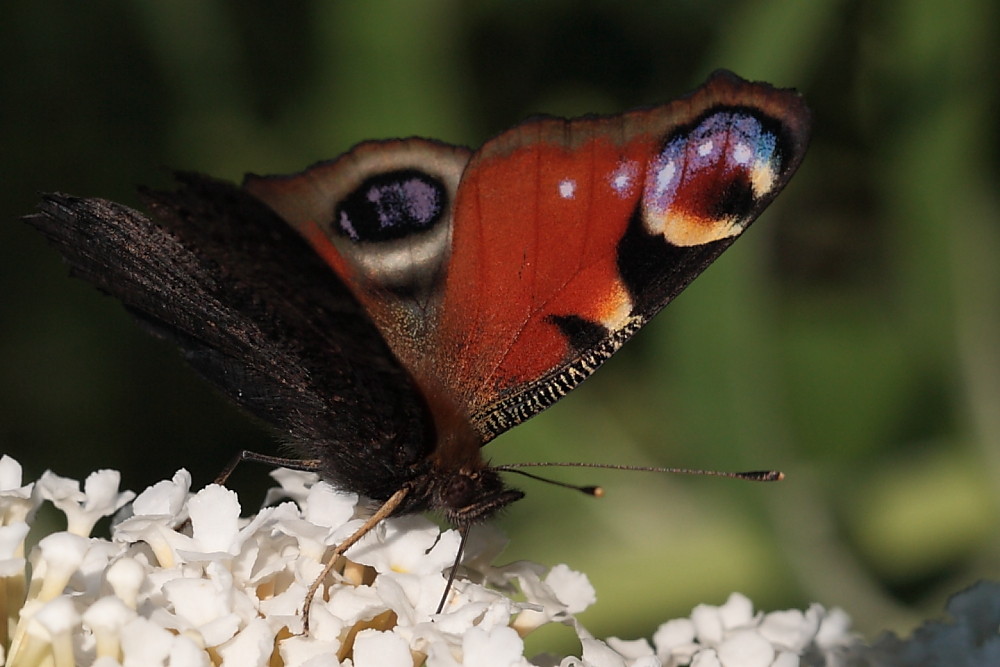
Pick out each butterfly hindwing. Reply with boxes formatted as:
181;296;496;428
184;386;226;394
244;139;472;386
28;177;433;501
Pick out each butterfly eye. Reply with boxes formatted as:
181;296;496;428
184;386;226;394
335;169;448;243
440;474;476;511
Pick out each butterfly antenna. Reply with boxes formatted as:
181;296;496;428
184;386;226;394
494;461;783;489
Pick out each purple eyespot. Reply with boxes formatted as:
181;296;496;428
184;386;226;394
336;170;447;243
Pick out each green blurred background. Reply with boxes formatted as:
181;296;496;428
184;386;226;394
2;0;998;656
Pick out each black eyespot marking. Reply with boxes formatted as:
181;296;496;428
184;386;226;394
547;314;609;351
335;169;448;243
710;172;754;219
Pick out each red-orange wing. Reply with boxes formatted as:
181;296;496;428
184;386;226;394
434;71;810;442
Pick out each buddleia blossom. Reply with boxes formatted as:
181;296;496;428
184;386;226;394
0;455;993;666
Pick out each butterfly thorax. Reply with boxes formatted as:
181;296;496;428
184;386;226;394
403;379;524;528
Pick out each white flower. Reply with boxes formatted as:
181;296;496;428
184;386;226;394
649;592;863;667
0;522;30;576
264;468;322;507
25;596;80;667
10;453;989;666
460;625;531;667
36;469;134;537
216;617;275;667
353;628;412;667
131;468;192;518
113;469;195;568
509;562;595;634
82;595;136;661
0;454;41;623
350;514;461;578
691;593;757;645
715;630;775;667
606;636;656;663
186;484;242;554
105;557;146;609
758;606;822;653
30;532;92;602
0;455;39;524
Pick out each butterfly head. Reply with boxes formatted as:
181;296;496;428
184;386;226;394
425;467;524;529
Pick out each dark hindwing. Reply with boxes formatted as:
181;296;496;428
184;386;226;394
27;174;431;499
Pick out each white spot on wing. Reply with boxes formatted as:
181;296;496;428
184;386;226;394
609;160;639;198
654;160;676;197
698;140;714;156
733;142;753;165
558;179;576;199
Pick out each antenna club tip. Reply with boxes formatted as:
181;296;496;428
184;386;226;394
587;486;604;498
736;470;784;482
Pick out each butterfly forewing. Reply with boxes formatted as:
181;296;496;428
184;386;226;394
435;71;810;441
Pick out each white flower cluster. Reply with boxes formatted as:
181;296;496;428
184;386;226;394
1;454;994;666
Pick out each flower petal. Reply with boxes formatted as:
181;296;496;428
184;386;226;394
353;628;412;667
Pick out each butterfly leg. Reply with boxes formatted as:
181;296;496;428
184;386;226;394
302;486;410;633
213;450;323;485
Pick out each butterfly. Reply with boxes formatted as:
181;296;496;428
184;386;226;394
28;69;809;564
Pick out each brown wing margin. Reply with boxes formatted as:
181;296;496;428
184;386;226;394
26;174;432;500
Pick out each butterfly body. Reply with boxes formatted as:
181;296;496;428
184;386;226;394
29;70;809;529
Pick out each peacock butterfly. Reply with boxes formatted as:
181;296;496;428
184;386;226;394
28;69;809;554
